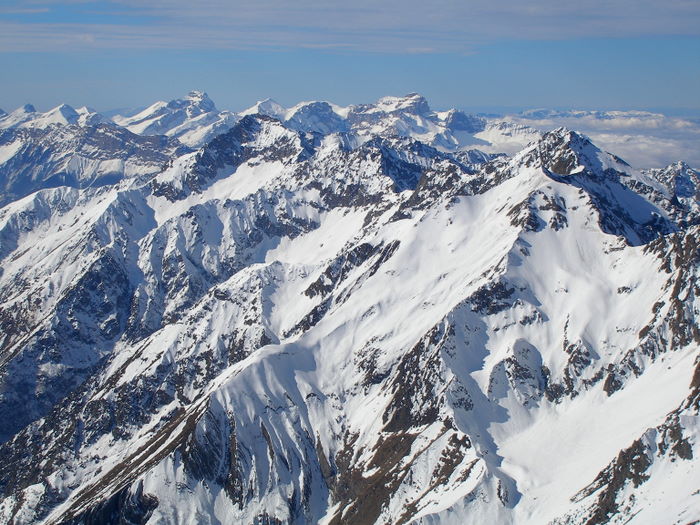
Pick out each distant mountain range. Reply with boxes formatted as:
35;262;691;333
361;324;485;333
4;90;699;169
0;92;698;525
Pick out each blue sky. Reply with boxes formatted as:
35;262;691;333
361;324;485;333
1;1;699;113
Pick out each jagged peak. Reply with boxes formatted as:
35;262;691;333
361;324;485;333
647;160;700;200
207;113;302;151
667;160;697;173
528;127;631;176
648;160;699;179
539;127;594;154
166;90;217;114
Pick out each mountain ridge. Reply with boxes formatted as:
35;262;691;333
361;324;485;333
0;95;697;525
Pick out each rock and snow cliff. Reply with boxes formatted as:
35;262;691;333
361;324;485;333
111;91;238;148
0;93;698;525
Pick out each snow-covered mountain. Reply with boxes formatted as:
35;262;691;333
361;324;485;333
0;104;105;130
112;91;239;148
0;93;698;525
0;123;187;206
241;93;541;155
6;92;697;169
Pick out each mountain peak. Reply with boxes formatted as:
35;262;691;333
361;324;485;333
542;127;592;151
673;160;693;171
17;103;36;114
242;98;286;119
166;90;217;114
186;90;215;109
443;108;486;133
545;125;578;139
48;103;79;122
650;160;700;200
375;92;431;114
521;127;630;177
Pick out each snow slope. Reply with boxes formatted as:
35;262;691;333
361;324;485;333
0;106;697;525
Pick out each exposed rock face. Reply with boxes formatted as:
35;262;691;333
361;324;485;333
0;96;697;525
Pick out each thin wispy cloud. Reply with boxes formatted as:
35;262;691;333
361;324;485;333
1;0;699;53
0;8;49;14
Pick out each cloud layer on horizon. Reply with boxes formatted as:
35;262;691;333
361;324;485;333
509;110;700;168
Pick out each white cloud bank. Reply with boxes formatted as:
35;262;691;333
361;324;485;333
508;110;700;168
